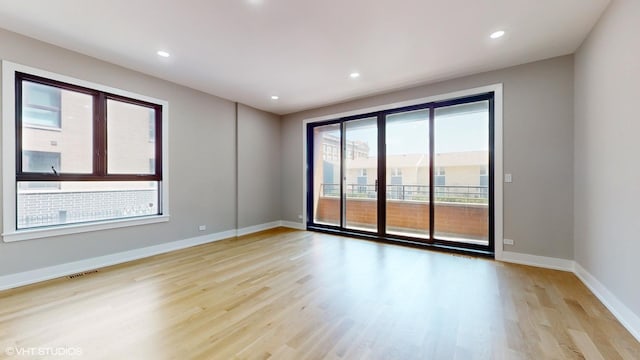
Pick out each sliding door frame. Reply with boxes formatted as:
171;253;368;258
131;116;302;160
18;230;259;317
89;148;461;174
305;89;498;257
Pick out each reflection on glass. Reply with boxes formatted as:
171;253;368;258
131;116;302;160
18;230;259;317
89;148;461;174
21;81;93;175
385;109;430;239
107;100;156;174
312;124;341;226
434;101;489;245
344;117;378;232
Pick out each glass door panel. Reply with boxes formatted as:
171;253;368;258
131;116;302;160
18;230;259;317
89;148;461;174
312;124;341;226
433;101;489;245
385;109;430;239
344;117;378;232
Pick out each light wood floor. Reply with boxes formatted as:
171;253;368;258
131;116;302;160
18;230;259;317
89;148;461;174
0;228;638;359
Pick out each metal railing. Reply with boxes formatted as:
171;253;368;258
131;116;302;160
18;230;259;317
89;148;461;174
320;183;488;203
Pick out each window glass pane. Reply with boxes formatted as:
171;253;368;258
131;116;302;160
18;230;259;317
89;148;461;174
344;117;378;232
433;100;489;246
107;100;156;174
385;109;429;239
312;124;341;226
23;150;60;173
22;82;61;127
21;81;93;173
17;181;159;229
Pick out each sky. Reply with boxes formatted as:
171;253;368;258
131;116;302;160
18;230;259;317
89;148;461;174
346;106;489;156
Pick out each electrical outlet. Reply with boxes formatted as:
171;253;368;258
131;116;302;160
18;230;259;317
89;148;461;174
503;238;514;245
198;225;206;231
297;214;303;219
504;173;513;183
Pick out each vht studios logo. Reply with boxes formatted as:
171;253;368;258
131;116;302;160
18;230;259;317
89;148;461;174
5;346;83;357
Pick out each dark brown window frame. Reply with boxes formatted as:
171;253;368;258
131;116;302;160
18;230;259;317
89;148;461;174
15;71;163;183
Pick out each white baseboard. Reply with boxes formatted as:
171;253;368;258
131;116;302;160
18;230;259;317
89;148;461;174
499;251;640;342
280;220;305;230
0;220;308;291
500;251;575;272
0;228;237;291
1;227;638;343
236;221;282;236
574;262;640;342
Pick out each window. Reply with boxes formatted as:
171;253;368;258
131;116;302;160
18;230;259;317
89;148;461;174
2;62;169;241
480;166;488;187
307;87;500;255
21;151;61;189
23;150;60;173
435;167;446;186
22;81;61;128
357;168;368;193
390;167;403;186
148;111;156;142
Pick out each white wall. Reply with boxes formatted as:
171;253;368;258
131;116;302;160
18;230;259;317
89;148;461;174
0;28;281;276
282;56;575;259
574;0;640;322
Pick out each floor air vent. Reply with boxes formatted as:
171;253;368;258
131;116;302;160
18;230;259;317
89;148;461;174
68;270;98;279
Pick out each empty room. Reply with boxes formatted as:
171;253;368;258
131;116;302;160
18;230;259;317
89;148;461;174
0;0;638;359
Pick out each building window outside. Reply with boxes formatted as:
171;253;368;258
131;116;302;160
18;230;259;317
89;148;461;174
480;166;488;187
15;71;163;230
22;81;61;128
389;168;403;199
435;167;446;186
356;168;368;194
148;111;156;142
21;151;61;190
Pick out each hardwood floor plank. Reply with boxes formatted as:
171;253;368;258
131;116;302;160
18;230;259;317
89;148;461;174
0;228;638;359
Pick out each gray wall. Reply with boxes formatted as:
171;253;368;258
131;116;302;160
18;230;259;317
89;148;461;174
574;0;640;318
281;56;575;259
0;29;280;275
237;104;281;228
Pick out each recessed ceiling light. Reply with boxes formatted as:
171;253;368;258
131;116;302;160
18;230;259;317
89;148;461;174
350;72;361;79
271;95;279;100
490;30;505;39
157;50;170;58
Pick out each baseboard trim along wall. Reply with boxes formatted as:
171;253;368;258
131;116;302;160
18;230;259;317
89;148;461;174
500;251;640;342
280;221;306;230
0;220;303;291
236;221;282;237
500;251;575;272
1;226;637;343
573;263;640;342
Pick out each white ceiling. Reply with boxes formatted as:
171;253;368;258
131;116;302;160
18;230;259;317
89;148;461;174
0;0;610;115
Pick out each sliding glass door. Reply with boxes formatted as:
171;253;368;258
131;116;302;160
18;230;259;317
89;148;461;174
434;101;490;246
385;109;430;239
344;117;379;232
307;93;493;254
310;123;341;227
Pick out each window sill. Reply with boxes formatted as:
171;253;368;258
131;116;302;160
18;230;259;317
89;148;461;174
2;215;170;242
23;124;62;132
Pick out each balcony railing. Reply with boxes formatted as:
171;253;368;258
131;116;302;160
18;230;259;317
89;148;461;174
320;183;488;204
